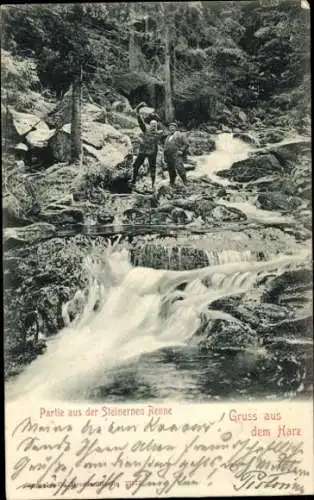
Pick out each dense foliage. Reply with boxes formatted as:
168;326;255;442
2;1;311;128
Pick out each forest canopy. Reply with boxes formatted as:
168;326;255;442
1;1;311;127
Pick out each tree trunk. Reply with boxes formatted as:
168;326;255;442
129;4;138;71
71;69;82;163
164;16;174;123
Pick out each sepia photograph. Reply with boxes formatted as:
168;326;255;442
2;1;312;407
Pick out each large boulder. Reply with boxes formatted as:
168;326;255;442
49;123;133;166
218;153;283;182
262;267;312;312
7;107;41;136
25;121;55;148
268;140;311;170
257;192;303;212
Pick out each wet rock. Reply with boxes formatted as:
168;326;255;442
38;206;84;225
261;130;285;144
233;132;260;147
212;204;247;222
262;268;312;309
268;141;311;171
221;125;232;133
5;339;47;378
218;153;282;182
72;163;113;201
73;154;133;198
211;296;290;330
248;176;296;196
199;318;258;351
46;195;73;209
257;192;303;212
4;223;56;248
4;268;24;289
238;111;248;123
297;210;312;231
36;286;65;335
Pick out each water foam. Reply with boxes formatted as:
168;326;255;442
6;241;309;402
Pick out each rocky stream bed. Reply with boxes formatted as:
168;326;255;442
3;113;313;401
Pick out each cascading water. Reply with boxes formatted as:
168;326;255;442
132;244;258;270
218;198;295;225
6;240;309;402
191;132;304;226
191;132;255;184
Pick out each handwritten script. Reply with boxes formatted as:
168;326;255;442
6;402;313;498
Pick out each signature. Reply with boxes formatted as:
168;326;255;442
233;469;304;494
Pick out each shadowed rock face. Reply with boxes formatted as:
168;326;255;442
218;153;283;182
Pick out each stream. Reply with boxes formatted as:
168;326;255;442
6;132;312;402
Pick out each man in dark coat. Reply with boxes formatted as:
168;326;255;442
131;102;165;190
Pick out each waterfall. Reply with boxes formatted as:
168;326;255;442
7;242;309;402
191;132;254;184
132;244;258;270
